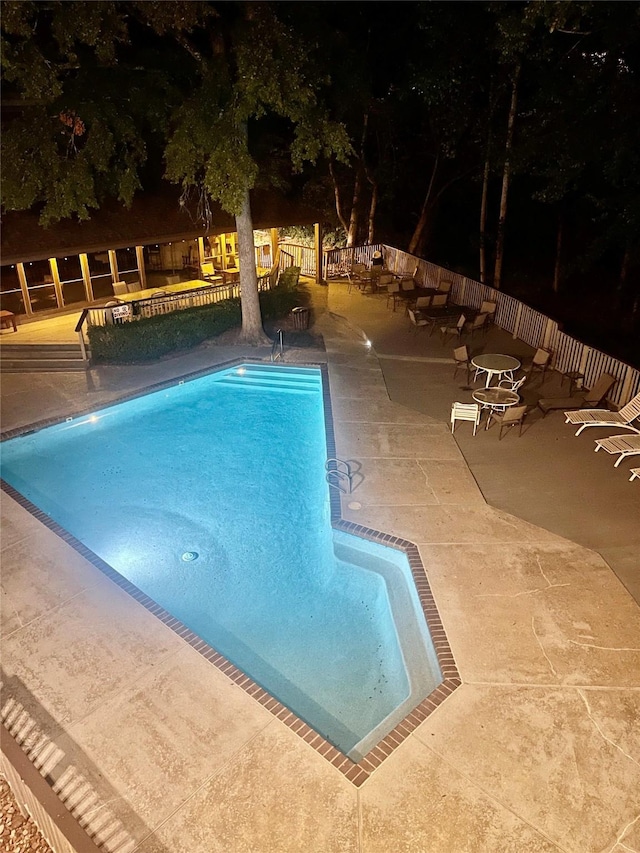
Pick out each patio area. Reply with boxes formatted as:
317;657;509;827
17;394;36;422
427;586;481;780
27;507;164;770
1;278;639;852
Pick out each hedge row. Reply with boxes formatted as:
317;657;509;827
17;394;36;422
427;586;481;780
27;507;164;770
88;271;303;364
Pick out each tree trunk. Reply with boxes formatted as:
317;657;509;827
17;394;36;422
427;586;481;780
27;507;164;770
493;62;521;291
329;159;349;234
479;150;490;284
366;180;378;244
236;184;270;345
552;213;564;294
346;166;363;247
408;153;439;256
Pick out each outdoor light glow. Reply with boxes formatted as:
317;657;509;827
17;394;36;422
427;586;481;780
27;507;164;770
365;339;372;348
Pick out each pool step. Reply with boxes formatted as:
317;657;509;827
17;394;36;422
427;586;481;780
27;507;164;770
213;365;322;394
0;343;90;373
1;694;136;853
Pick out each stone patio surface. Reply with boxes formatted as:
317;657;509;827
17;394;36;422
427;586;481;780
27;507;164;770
1;281;639;852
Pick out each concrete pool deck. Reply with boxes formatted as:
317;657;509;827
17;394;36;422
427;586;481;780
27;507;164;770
1;284;639;852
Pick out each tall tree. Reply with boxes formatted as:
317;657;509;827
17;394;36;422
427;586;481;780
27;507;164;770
1;1;351;344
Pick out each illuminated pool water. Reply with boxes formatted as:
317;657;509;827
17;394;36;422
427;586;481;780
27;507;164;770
0;363;442;759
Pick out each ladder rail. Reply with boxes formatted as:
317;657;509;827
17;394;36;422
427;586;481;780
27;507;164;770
270;329;284;362
325;458;354;494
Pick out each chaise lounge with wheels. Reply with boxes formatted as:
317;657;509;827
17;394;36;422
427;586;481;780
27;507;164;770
538;373;616;417
564;391;640;436
594;434;640;467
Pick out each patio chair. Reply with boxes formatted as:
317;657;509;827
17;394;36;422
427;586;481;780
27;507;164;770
386;280;401;310
440;313;466;344
537;373;616;417
376;272;394;292
431;293;449;308
453;345;471;383
629;468;640;482
464;312;489;339
438;280;453;294
414;295;432;311
408;308;428;333
486;405;527;440
594;434;640;467
498;374;527;393
564;390;640;436
479;300;497;324
451;402;481;436
526;347;552;378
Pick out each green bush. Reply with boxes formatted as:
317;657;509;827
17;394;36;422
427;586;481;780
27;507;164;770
277;266;301;290
88;279;304;365
88;298;241;364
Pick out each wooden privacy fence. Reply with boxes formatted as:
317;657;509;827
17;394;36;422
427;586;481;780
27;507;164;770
324;243;640;409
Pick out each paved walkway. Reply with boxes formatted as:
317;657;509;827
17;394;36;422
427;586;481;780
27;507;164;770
1;283;639;852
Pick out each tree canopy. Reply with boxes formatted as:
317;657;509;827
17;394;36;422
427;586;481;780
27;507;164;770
2;1;639;358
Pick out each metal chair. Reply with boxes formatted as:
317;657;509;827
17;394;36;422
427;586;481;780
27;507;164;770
528;347;552;378
440;313;466;344
450;402;481;436
498;374;527;393
431;293;448;308
465;312;489;339
386;281;401;310
408;308;428;333
453;345;471;383
487;405;527;439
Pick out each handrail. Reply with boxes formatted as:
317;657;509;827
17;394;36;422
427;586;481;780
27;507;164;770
325;458;354;494
74;309;90;363
74;309;89;334
271;329;284;362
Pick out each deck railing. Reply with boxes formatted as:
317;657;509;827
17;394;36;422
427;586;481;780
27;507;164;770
324;243;640;409
87;274;272;329
279;243;316;276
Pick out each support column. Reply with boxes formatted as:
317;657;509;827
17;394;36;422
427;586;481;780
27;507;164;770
80;253;93;301
16;263;32;315
314;222;324;284
270;228;279;269
49;258;64;307
135;246;147;289
108;250;119;285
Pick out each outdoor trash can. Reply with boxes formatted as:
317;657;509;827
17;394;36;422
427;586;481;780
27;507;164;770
291;306;310;330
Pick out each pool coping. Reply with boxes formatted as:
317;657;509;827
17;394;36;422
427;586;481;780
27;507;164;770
0;356;460;787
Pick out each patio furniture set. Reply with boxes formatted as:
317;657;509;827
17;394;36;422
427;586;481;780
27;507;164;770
563;390;640;474
451;350;530;439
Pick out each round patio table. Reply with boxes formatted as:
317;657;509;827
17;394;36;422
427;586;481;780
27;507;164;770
471;353;521;388
472;387;520;428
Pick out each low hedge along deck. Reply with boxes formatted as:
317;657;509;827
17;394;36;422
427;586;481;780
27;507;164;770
89;271;302;365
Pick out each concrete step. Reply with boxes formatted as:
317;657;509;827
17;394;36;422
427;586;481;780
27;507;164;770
0;343;90;373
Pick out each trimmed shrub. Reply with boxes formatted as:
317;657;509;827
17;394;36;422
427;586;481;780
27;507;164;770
88;298;241;364
88;278;304;365
278;266;301;290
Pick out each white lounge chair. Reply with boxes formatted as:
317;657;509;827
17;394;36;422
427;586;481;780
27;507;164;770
564;391;640;436
594;434;640;467
629;468;640;482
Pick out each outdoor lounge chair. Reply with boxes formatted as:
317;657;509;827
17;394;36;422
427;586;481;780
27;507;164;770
538;373;616;417
629;468;640;482
564;390;640;436
594;434;640;467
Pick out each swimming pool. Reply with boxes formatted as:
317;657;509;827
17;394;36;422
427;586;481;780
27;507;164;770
0;363;442;760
